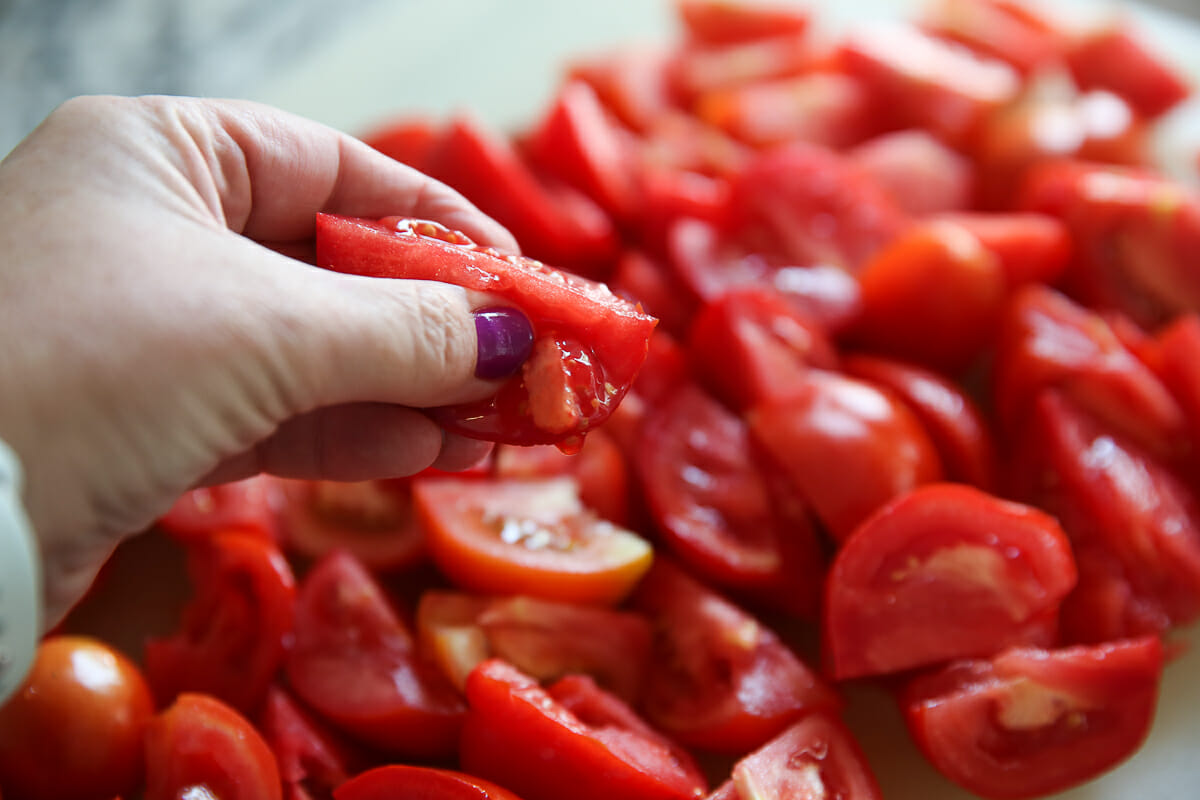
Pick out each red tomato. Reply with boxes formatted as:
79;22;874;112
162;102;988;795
921;0;1066;75
416;590;653;702
284;550;465;758
747;369;943;544
671;34;816;101
1010;391;1200;643
360;117;440;172
902;637;1164;800
459;659;707;800
144;693;281;800
633;169;733;257
157;475;281;544
259;687;362;800
991;284;1186;464
676;0;811;46
842;354;997;490
636;383;826;617
849;218;1007;373
567;46;675;132
334;765;526;800
848;129;974;216
492;428;630;525
1155;314;1200;464
839;23;1020;147
708;713;883;800
610;248;699;337
0;637;153;800
143;531;296;714
274;478;426;571
425;115;619;275
633;559;840;753
413;477;653;605
728;142;908;272
824;483;1077;680
931;212;1072;288
315;215;657;450
686;286;838;412
1065;26;1190;119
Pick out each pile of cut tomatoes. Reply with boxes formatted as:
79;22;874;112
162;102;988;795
4;1;1200;799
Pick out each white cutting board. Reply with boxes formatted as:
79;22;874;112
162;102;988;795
250;2;1200;798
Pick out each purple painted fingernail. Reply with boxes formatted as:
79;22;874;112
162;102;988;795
474;306;534;380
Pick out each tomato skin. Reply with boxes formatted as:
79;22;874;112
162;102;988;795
144;693;281;800
459;659;706;800
0;637;153;800
1065;27;1190;119
158;475;281;544
334;765;526;800
824;483;1077;680
636;383;825;617
633;559;840;754
747;369;943;544
284;550;466;759
709;713;883;800
902;637;1164;800
144;531;296;714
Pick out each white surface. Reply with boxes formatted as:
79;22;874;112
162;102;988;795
251;2;1200;798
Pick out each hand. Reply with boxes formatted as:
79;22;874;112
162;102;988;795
0;95;526;624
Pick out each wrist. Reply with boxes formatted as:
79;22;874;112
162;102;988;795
0;437;42;702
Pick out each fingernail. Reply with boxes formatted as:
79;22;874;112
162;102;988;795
474;306;534;380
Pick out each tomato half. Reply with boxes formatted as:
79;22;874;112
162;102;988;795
635;382;826;617
824;483;1077;680
416;590;653;702
0;637;154;800
143;531;296;714
144;693;281;800
284;550;465;758
334;765;526;800
902;637;1164;800
316;215;657;450
459;659;707;800
157;475;281;544
633;559;840;754
708;713;883;800
413;477;652;605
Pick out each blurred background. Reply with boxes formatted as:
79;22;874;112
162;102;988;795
2;0;1199;157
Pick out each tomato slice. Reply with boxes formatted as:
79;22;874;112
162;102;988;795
284;550;466;758
259;686;363;800
334;765;526;800
635;382;825;617
676;0;811;46
158;476;282;544
459;659;707;800
632;559;840;754
824;483;1077;680
316;215;657;449
747;369;943;544
1065;26;1190;119
416;590;653;702
708;713;883;800
412;477;653;605
143;531;296;714
902;637;1164;800
144;693;281;800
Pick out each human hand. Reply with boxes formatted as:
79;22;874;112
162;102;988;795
0;95;528;624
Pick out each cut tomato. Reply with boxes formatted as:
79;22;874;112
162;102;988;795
284;550;465;758
316;215;657;449
459;659;706;800
157;476;281;544
360;117;440;172
931;212;1072;289
259;686;363;800
412;477;652;605
848;129;974;216
676;0;811;46
902;637;1164;800
633;559;839;754
921;0;1066;75
1065;26;1190;119
824;483;1077;680
334;765;526;800
143;531;296;714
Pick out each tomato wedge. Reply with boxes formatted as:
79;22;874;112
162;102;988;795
459;659;707;800
335;765;526;800
283;550;465;759
143;531;296;714
824;483;1077;680
316;215;657;450
413;477;653;605
144;693;281;800
633;559;840;754
902;637;1164;800
259;686;362;800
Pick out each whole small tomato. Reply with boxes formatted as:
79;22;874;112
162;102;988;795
0;636;154;800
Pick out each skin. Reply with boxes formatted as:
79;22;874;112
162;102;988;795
0;95;520;625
